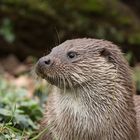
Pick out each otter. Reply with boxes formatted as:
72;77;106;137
35;38;139;140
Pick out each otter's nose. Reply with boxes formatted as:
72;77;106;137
38;57;53;68
44;59;51;65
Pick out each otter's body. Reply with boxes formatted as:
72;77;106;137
36;38;139;140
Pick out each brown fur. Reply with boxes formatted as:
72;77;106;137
36;38;139;140
134;95;140;135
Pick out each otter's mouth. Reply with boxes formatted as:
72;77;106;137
36;70;64;87
36;67;80;89
35;65;67;88
45;75;72;89
35;63;78;89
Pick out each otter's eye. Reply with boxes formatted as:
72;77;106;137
67;51;77;59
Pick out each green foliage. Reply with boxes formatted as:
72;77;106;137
0;18;15;43
0;76;44;139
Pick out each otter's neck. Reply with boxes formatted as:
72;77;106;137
52;79;138;140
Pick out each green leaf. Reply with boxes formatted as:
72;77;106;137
0;108;11;116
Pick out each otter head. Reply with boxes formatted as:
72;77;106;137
35;38;130;92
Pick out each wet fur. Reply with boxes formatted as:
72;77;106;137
36;38;139;140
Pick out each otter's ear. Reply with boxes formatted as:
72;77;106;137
100;48;114;63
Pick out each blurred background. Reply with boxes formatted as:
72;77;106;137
0;0;140;139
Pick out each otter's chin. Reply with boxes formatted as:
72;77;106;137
44;76;57;86
45;76;69;89
35;70;46;80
